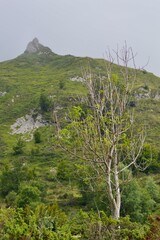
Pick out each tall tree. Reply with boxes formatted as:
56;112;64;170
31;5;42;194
56;44;145;219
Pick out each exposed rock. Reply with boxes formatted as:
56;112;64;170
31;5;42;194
24;38;52;54
134;86;160;101
10;111;50;136
70;76;84;82
154;93;160;100
134;92;151;100
70;75;106;83
0;91;7;96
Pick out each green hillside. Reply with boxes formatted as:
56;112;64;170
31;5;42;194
0;39;160;239
0;46;160;149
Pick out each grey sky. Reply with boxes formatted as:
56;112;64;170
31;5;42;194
0;0;160;76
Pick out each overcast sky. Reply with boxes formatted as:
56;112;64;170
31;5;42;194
0;0;160;76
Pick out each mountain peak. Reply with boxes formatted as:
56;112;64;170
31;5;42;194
24;38;53;54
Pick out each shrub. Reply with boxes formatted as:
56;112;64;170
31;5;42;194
34;130;41;143
16;185;41;208
70;210;149;239
121;179;157;223
0;204;71;240
39;93;51;112
59;79;65;89
12;138;25;155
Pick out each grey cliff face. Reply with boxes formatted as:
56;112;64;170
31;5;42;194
25;38;52;54
26;38;40;53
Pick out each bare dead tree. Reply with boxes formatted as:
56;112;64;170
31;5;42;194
56;44;145;219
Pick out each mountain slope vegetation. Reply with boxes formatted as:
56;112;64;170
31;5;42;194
0;39;160;239
0;44;160;148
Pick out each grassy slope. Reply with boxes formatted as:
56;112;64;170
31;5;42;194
0;51;160;204
0;52;160;148
0;52;160;145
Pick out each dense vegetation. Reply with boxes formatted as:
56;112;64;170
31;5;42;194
0;45;160;239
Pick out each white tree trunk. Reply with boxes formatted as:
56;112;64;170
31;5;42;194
107;163;121;219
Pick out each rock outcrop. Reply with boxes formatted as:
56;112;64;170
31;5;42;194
24;38;52;54
0;91;7;97
10;111;50;141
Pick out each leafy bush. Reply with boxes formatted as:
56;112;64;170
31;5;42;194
59;79;65;89
0;206;150;240
70;210;149;240
57;160;76;181
121;179;159;223
135;144;159;173
39;93;52;112
5;191;17;207
0;166;21;197
0;161;38;201
34;130;42;143
12;138;25;155
16;185;41;208
0;204;72;240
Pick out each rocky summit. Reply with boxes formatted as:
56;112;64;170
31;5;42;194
24;38;53;54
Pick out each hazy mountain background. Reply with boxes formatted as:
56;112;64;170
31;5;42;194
1;0;160;76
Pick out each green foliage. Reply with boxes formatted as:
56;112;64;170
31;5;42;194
16;185;41;208
1;43;160;237
0;206;150;240
39;93;52;112
121;178;160;223
73;163;106;208
59;79;65;89
5;191;17;207
57;160;74;181
0;160;38;202
12;138;25;155
135;143;159;173
0;204;72;240
144;177;160;202
70;210;149;240
34;130;42;143
69;106;85;121
31;146;40;155
0;165;22;197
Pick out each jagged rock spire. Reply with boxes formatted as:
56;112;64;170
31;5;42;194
24;38;52;54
